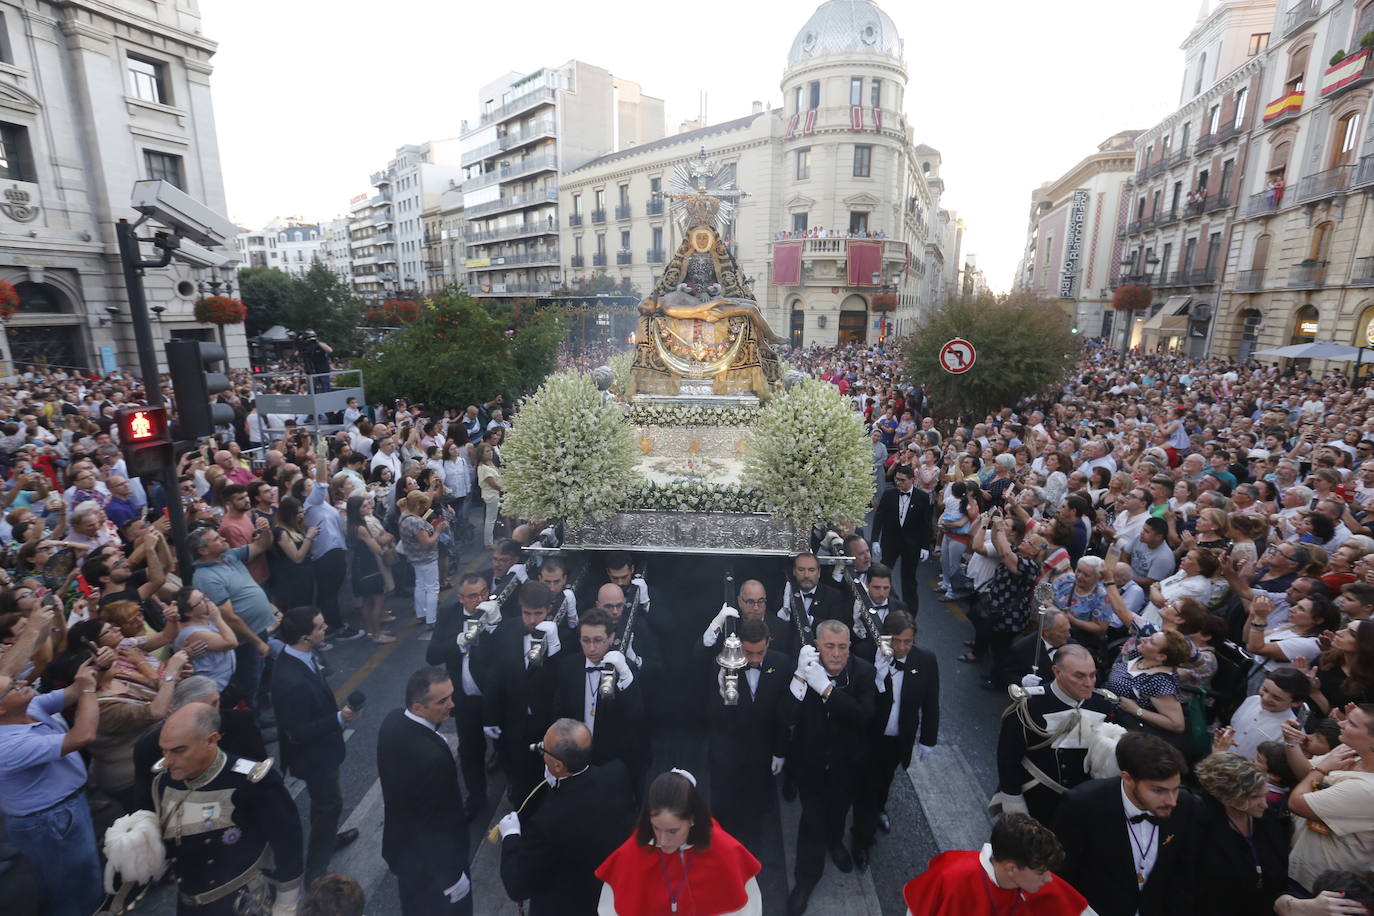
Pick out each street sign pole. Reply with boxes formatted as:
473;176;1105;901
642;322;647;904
116;219;196;577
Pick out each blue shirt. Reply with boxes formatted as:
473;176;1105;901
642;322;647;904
304;483;346;560
193;546;274;635
0;690;87;816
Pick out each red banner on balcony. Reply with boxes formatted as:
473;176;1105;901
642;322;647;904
803;109;817;135
873;107;883;132
773;241;803;286
1263;90;1304;122
851;106;863;130
784;113;798;140
848;240;883;287
1322;49;1371;96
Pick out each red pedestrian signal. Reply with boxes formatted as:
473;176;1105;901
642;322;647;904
116;406;171;476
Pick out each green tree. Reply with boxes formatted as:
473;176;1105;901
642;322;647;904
355;291;564;410
237;267;294;337
904;290;1080;421
283;263;364;354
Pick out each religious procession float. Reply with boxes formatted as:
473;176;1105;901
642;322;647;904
502;151;873;557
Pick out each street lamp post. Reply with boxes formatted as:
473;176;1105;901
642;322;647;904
1117;255;1159;368
870;269;895;348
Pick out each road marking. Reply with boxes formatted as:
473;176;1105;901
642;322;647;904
942;597;968;623
903;742;993;854
327;777;390;895
333;619;418;703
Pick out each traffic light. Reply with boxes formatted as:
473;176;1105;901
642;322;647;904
116;406;172;476
166;338;235;440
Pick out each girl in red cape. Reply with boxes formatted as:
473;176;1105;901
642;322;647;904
902;814;1091;916
596;768;762;915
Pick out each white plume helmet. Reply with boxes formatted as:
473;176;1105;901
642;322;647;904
102;810;165;893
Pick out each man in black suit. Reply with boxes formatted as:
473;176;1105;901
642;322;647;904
771;552;841;659
870;464;932;612
488;539;528;618
706;616;796;856
377;667;472;916
849;564;909;663
483;581;564;802
427;573;501;819
271;606;361;882
1052;731;1198;916
553;608;648;794
851;611;938;871
787;619;876;916
994;609;1076;690
497;718;636;915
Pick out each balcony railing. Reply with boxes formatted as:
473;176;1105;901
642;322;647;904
646;199;664;216
1119;273;1152;285
616;249;632;265
478;86;556;125
591;209;606;224
568;213;583;227
1295;165;1353;204
1352;257;1374;287
1126;218;1150;235
1215;122;1243;144
1283;0;1320;36
1243;190;1283;218
466;250;560;271
1186;268;1218;286
1235;268;1266;292
463;187;559;219
1356;154;1374;188
647;248;665;263
570;254;585;268
1147;160;1167;177
465;221;558;244
593;252;607;266
1182;200;1206;219
1157;208;1181;228
615;203;632;220
1323;49;1374;99
1196;133;1218;153
1204;191;1231;213
1288;261;1329;289
1169;148;1190;169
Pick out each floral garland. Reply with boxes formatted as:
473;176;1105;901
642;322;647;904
193;295;247;325
0;281;18;320
743;376;874;528
622;480;766;514
628;402;760;428
501;371;638;523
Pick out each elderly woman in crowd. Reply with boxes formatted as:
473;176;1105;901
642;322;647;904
1051;554;1111;650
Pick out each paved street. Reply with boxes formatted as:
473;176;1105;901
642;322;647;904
137;546;1009;916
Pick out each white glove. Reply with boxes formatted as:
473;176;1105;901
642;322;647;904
604;649;633;688
917;744;935;762
631;577;650;611
478;599;502;625
874;652;893;690
442;874;470;903
534;620;561;656
798;645;819;670
497;811;521;839
871;543;883;563
271;883;300;916
801;660;833;696
1020;672;1045;690
710;604;739;632
456;622;477;652
623;638;642;669
919;548;930;562
776;603;792;622
483;725;502;741
771;756;785;776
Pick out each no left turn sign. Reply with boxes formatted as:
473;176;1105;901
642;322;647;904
939;338;976;374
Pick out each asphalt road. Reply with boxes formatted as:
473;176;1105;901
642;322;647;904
129;545;1011;915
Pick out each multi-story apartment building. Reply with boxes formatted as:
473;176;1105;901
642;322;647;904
421;186;464;294
459;61;665;301
348;191;388;301
234;218;323;279
321;217;353;288
1020;131;1142;337
0;0;243;372
1117;0;1275;359
557;0;951;347
1214;0;1374;360
369;141;463;295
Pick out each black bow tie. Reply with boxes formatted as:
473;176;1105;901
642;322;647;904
1129;812;1159;825
801;592;815;599
586;665;605;672
873;604;889;611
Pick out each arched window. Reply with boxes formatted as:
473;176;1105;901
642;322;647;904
1356;303;1374;349
15;281;72;314
789;300;805;348
838;294;868;345
1292;304;1319;343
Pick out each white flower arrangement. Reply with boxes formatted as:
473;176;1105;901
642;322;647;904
627;402;761;428
743;376;874;528
622;480;767;514
502;371;639;524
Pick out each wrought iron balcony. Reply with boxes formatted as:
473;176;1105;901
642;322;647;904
568;213;583;227
1235;268;1265;292
592;252;607;266
591;209;606;224
616;249;632;265
1204;191;1231;213
1295;165;1353;204
1169;148;1190;169
1147;160;1167;178
1156;208;1181;228
1215;123;1243;144
1356;154;1374;188
477;87;556;126
1196;133;1218;153
1263;90;1304;126
570;254;585;268
647;248;665;263
1243;190;1283;219
1322;49;1374;100
1352;256;1374;287
1186;268;1218;286
615;204;632;220
646;199;664;216
1283;0;1320;36
1288;261;1328;289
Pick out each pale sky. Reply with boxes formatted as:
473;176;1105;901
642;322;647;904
201;0;1216;292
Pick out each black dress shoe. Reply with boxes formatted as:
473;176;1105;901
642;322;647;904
829;841;853;873
852;846;870;872
878;811;891;833
787;882;815;916
335;828;359;850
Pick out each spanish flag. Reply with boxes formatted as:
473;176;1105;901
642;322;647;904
1263;90;1303;122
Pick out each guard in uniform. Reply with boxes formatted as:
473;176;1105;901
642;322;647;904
993;644;1118;826
145;705;303;915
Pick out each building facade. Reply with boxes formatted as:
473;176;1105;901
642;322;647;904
234;218;323;279
421;185;464;294
320;216;353;287
0;0;243;372
369;141;463;295
557;0;953;348
1020;132;1142;338
459;61;665;301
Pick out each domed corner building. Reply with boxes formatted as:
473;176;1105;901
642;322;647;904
555;0;962;350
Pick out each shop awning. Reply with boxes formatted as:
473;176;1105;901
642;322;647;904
1142;296;1191;334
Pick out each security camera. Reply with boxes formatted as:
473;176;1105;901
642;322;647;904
104;305;120;316
130;180;238;248
171;238;235;270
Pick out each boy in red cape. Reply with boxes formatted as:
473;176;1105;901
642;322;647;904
903;814;1092;916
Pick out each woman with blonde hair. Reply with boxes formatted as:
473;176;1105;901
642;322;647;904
476;441;504;548
1192;753;1289;913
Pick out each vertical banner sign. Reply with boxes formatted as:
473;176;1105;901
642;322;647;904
1060;189;1090;298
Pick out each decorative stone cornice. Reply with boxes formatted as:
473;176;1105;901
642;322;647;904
1138;55;1266;144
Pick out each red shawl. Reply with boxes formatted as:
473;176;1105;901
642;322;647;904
595;819;760;916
